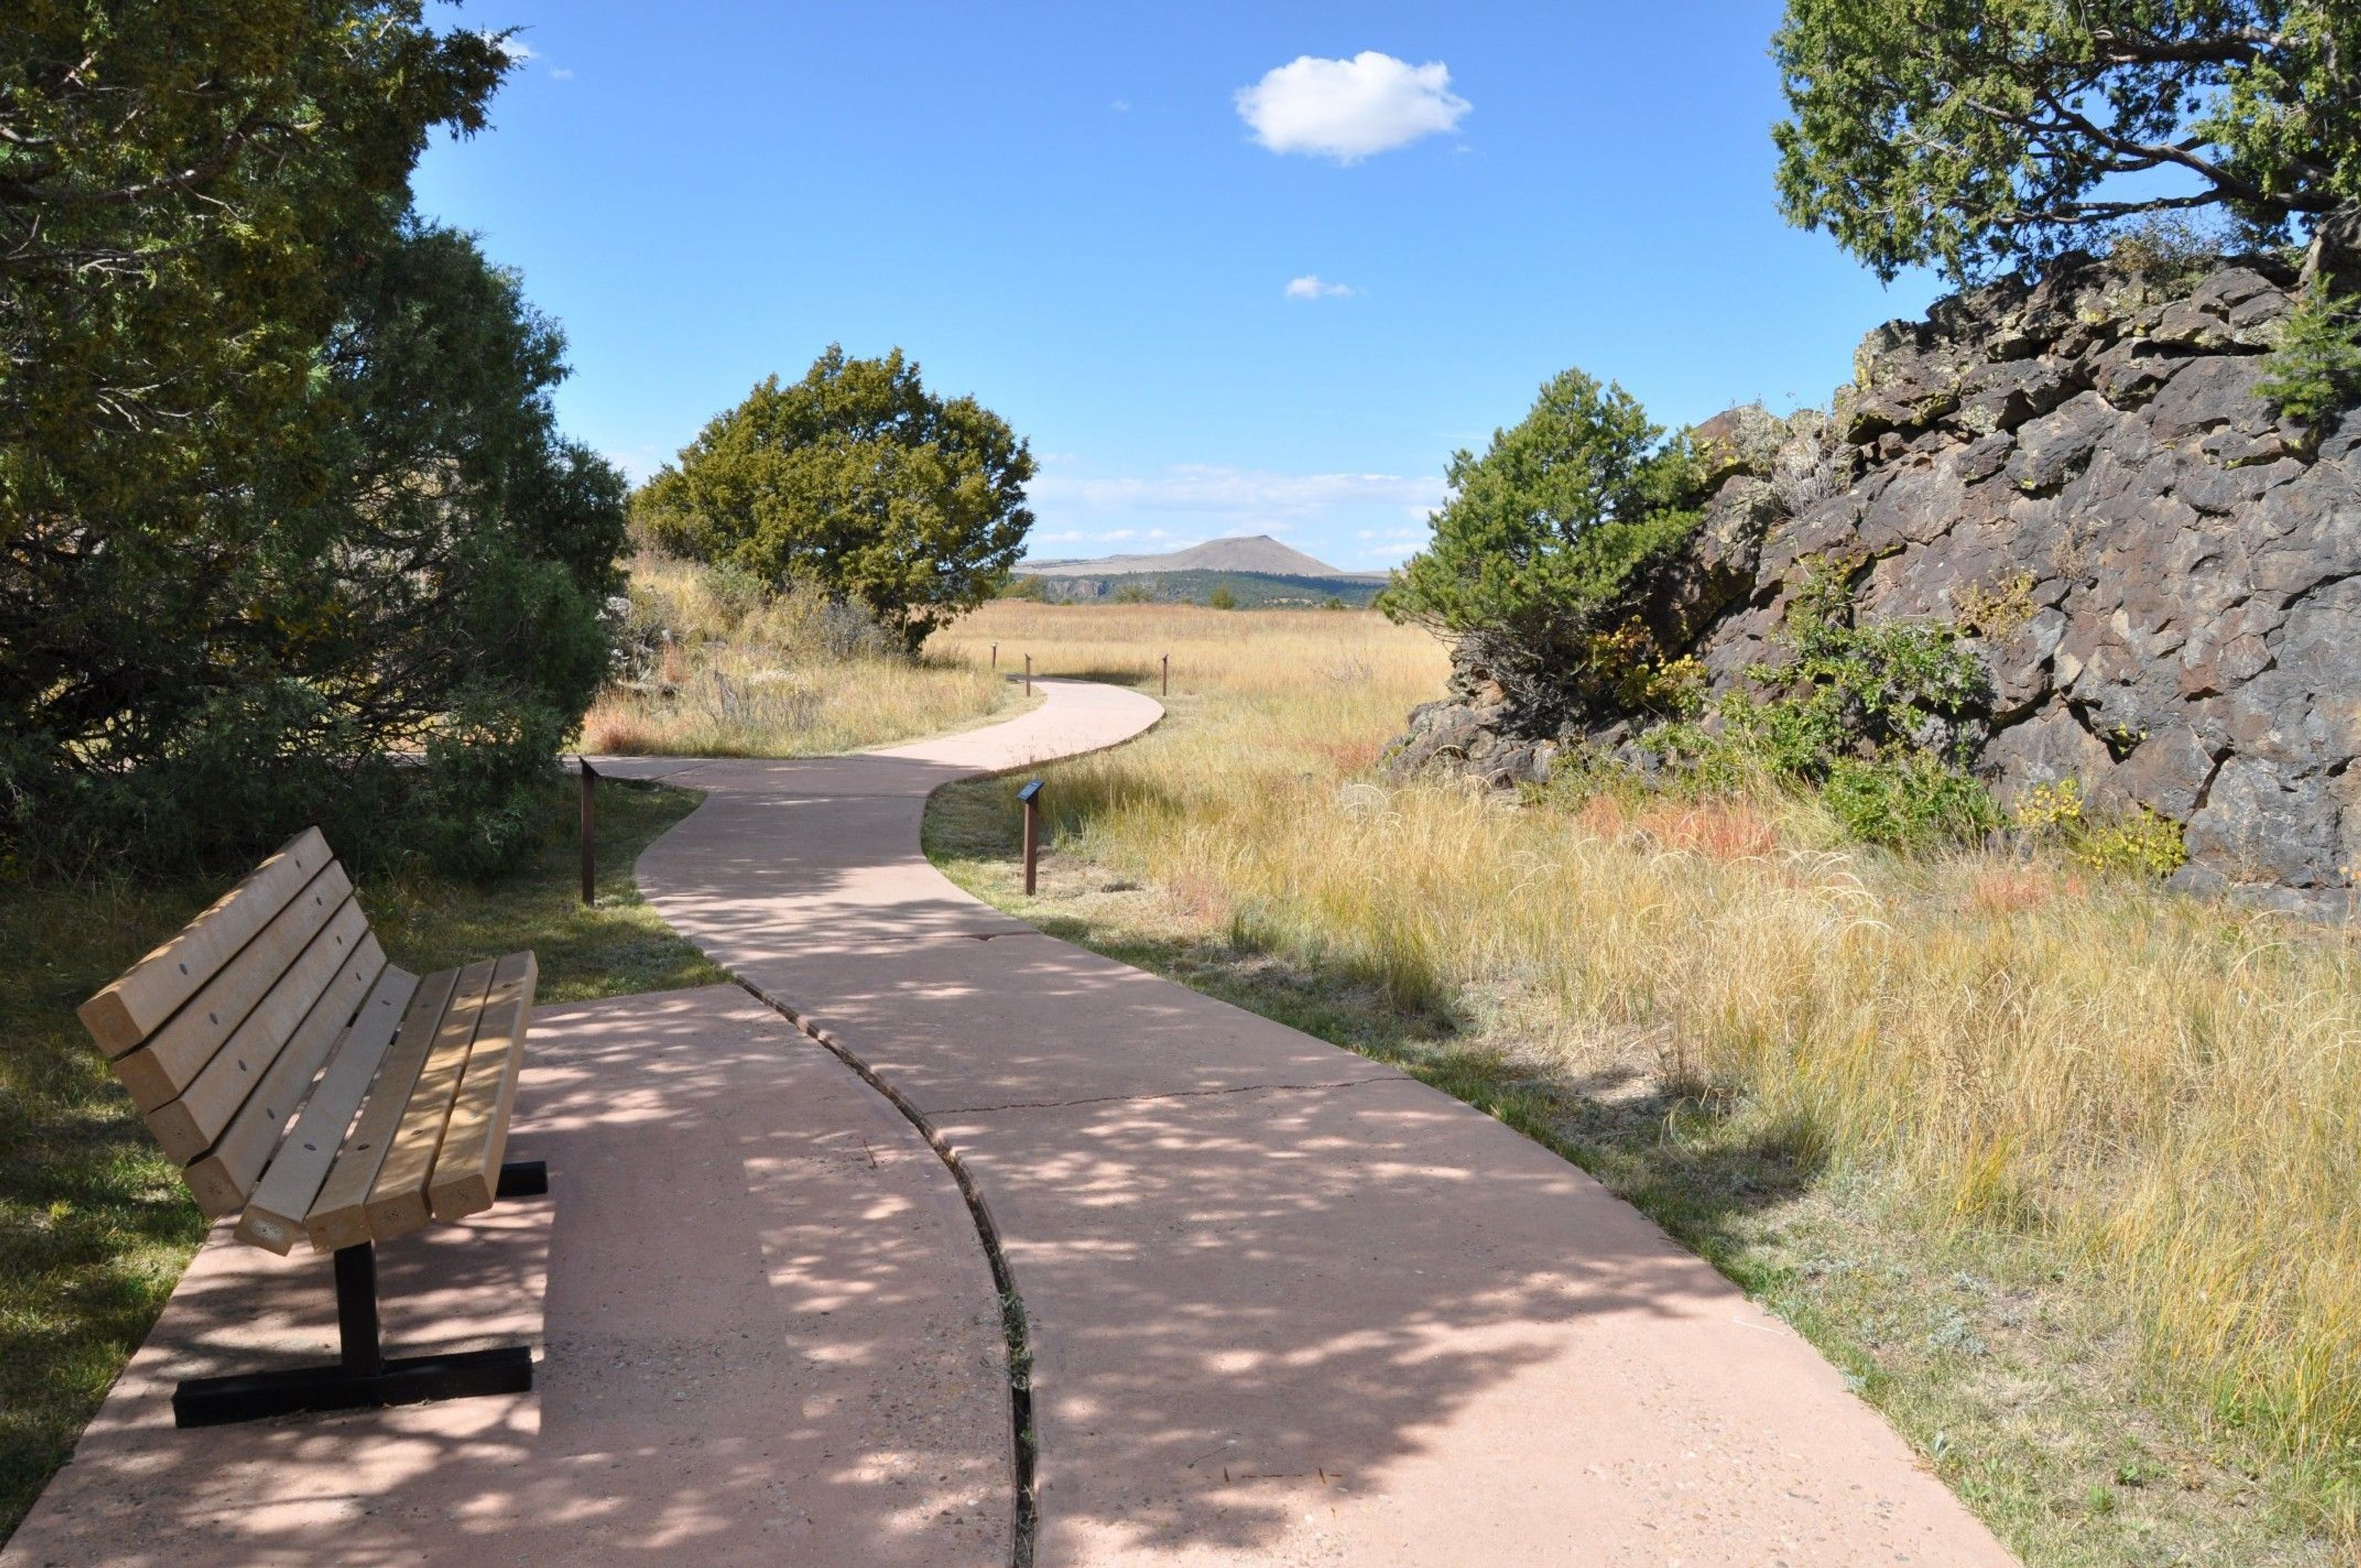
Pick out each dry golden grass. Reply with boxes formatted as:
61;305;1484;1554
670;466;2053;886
580;556;1014;756
932;600;2361;1554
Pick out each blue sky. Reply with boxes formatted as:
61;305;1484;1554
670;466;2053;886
414;2;1944;570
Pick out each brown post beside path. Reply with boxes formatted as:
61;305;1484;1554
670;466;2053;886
578;757;598;906
1024;654;1032;696
1161;653;1169;696
991;641;997;669
1018;780;1043;896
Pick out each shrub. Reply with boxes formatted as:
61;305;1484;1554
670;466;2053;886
1644;557;2001;849
2;222;625;881
1380;367;1707;721
631;347;1034;653
2009;777;2190;879
1207;585;1240;610
2258;287;2361;427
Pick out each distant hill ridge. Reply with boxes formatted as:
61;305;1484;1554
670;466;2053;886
1018;534;1385;582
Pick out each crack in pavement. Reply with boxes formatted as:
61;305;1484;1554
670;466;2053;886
933;1074;1405;1118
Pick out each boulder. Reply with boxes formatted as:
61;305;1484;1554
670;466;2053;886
1390;256;2361;914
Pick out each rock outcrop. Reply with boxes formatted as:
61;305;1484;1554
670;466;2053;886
1391;253;2361;917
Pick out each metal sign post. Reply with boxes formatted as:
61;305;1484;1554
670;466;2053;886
1018;780;1043;896
578;757;598;906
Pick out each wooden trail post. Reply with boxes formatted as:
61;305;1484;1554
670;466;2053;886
1018;780;1043;897
577;758;598;906
1024;654;1032;696
1161;654;1169;696
991;642;998;669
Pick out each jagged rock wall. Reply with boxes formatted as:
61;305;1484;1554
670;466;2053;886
1391;255;2361;917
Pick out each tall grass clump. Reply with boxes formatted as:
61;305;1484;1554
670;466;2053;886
581;555;1012;756
955;599;2361;1534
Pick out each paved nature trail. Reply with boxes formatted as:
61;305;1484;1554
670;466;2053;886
601;679;2019;1567
7;679;2018;1568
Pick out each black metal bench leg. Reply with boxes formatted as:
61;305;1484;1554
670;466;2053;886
496;1158;548;1198
172;1165;549;1428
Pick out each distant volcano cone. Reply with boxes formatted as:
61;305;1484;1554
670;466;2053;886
1018;534;1370;579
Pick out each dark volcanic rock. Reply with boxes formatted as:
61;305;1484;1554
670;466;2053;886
1390;254;2361;917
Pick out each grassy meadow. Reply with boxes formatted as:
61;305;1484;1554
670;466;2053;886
925;600;2361;1567
581;555;1019;756
0;777;721;1544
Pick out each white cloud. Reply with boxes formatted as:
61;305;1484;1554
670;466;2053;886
484;31;536;61
1235;52;1469;163
550;66;575;81
1111;98;1132;113
1284;274;1355;300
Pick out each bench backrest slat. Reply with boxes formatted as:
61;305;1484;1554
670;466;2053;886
112;861;355;1114
77;828;333;1055
182;934;390;1218
146;896;371;1165
235;962;423;1254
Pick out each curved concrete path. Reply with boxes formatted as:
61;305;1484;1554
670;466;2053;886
4;987;1014;1567
600;679;2019;1568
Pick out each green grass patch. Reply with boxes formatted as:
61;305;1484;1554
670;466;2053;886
0;774;716;1544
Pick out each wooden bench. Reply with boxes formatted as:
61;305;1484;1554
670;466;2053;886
77;826;548;1427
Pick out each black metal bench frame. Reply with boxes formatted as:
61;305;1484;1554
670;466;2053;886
173;1159;550;1427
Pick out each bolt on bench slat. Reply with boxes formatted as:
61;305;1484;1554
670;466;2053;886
113;860;355;1112
184;935;389;1218
302;966;464;1254
145;896;371;1164
77;826;331;1055
234;963;421;1253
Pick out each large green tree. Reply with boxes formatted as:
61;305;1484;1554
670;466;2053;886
1773;1;2361;283
1;7;626;876
1380;368;1705;719
633;347;1035;654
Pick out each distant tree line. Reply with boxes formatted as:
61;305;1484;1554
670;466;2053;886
2;4;628;877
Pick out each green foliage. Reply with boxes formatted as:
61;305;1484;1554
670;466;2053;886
1383;368;1704;636
1648;560;2002;849
1821;751;2006;850
2258;287;2361;424
632;347;1035;654
2011;778;2191;878
2;12;622;880
4;220;627;879
1380;368;1706;716
1206;584;1239;610
1772;0;2361;283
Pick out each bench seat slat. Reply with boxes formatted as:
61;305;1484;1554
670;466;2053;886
146;897;371;1165
363;959;500;1244
430;952;538;1223
234;963;422;1254
114;861;354;1114
185;934;389;1218
299;967;464;1254
77;828;331;1056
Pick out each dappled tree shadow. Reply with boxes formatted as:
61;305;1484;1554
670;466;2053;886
5;987;1012;1567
